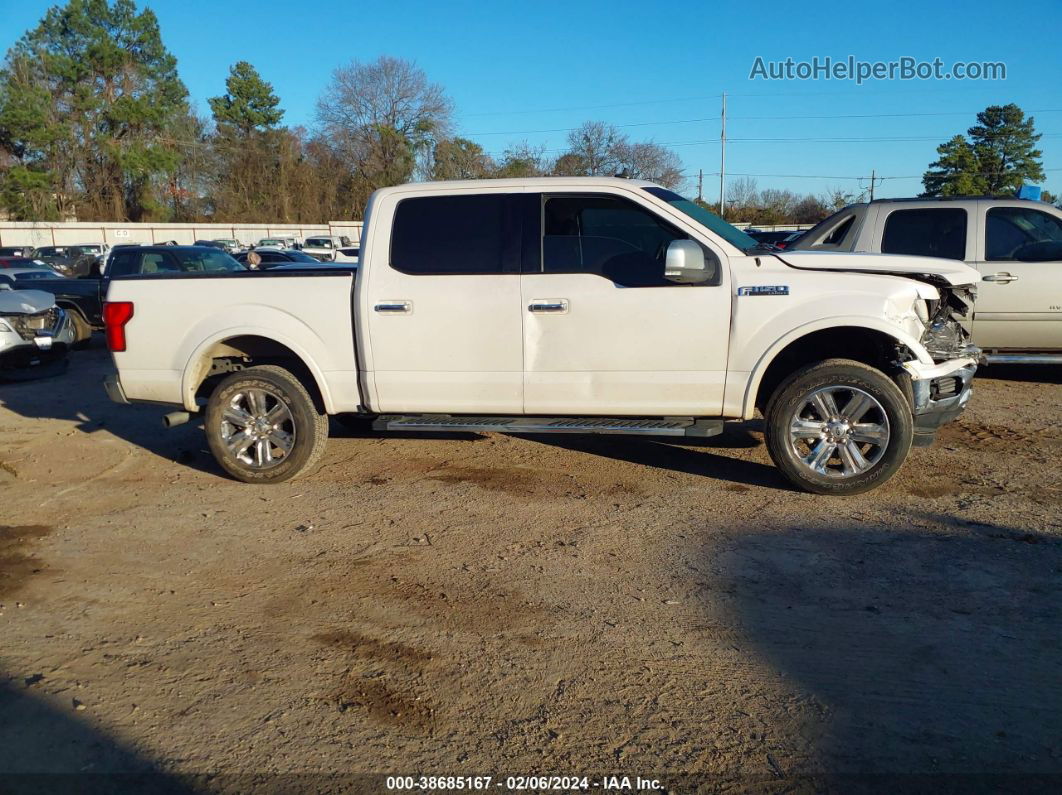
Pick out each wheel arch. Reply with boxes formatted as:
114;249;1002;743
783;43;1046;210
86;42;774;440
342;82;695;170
744;319;928;419
182;331;333;415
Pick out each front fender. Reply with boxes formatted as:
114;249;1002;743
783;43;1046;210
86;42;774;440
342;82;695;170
738;316;933;419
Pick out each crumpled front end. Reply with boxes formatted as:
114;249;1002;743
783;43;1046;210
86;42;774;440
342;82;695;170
0;300;75;375
919;283;979;362
897;281;979;445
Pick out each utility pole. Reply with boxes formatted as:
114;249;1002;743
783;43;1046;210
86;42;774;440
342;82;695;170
697;169;703;202
868;169;877;201
719;92;727;218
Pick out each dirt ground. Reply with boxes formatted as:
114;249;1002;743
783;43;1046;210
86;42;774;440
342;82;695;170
1;344;1060;792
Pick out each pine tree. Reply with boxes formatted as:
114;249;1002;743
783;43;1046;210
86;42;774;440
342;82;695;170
922;104;1045;197
0;0;192;221
968;104;1044;195
922;135;985;197
209;62;284;136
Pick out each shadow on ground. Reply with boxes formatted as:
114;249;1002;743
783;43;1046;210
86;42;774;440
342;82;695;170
524;421;794;491
0;343;223;476
710;514;1062;784
0;679;194;793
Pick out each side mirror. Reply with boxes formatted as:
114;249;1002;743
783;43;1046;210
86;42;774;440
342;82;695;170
664;239;711;284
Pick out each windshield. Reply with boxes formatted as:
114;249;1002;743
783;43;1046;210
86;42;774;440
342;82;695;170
306;238;332;247
285;250;322;263
15;270;61;281
642;187;760;252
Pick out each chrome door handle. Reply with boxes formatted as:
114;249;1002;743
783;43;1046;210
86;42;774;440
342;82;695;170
528;299;568;313
982;273;1018;283
375;301;412;313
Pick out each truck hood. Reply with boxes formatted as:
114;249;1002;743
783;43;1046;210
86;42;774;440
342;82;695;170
0;289;56;314
774;250;979;287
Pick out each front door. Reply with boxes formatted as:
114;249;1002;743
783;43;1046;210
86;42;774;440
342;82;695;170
521;192;731;416
972;202;1062;350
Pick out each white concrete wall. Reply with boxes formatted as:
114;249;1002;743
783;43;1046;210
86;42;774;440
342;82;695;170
0;221;363;248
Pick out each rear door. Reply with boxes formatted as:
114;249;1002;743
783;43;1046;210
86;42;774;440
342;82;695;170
520;191;731;415
971;202;1062;350
363;192;524;413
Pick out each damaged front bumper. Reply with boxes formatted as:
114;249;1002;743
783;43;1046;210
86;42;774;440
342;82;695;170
0;306;75;376
901;356;978;446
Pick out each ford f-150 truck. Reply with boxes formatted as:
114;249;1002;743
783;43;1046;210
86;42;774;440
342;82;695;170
103;178;980;495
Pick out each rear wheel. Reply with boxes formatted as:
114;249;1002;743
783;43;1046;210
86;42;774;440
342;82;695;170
205;365;328;484
67;309;92;348
764;359;913;496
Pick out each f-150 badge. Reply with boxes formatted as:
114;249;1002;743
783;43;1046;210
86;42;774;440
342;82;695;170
737;285;789;296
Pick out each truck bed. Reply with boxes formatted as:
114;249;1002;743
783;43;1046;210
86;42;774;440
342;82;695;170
105;269;360;412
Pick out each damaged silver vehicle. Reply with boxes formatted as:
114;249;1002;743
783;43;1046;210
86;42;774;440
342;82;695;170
0;285;75;379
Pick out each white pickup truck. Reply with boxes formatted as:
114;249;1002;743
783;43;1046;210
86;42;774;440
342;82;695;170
103;178;980;495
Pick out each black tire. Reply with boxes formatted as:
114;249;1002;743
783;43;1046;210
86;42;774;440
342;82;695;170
764;358;913;496
205;364;328;484
67;310;93;349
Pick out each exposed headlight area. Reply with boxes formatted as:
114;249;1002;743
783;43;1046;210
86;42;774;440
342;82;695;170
919;284;978;362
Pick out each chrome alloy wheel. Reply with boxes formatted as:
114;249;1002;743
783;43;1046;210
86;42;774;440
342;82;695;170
787;386;890;479
219;388;295;469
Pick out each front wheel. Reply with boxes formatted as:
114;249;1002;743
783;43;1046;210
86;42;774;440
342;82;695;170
205;365;328;484
764;359;913;496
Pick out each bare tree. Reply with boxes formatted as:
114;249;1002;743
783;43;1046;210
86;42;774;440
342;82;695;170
565;121;622;176
316;56;453;202
494;142;549;178
613;140;684;189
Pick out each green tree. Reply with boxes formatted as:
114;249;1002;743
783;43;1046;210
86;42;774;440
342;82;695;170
431;137;494;180
969;104;1044;195
209;61;283;136
922;104;1044;197
0;0;191;221
207;61;288;221
922;135;985;196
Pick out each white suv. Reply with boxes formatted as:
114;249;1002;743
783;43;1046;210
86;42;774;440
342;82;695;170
302;235;352;262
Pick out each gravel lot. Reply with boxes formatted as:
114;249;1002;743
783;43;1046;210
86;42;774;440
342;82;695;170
1;345;1060;791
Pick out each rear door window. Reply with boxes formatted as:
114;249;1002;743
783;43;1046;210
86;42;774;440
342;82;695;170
881;208;967;260
390;194;519;275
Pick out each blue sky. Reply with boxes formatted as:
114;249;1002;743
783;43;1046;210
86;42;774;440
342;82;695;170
3;0;1061;201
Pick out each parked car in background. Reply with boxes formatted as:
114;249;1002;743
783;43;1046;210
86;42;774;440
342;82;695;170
745;229;798;249
0;281;76;378
213;238;243;254
1;256;49;269
30;244;101;277
256;237;300;250
302;235;352;261
0;246;36;258
234;249;321;268
104;177;979;495
789;197;1062;363
334;247;360;263
23;246;245;345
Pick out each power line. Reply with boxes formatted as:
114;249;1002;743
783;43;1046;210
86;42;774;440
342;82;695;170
463;116;720;137
458;84;1020;118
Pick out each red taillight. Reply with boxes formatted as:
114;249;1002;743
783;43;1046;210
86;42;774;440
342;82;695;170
103;301;134;352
